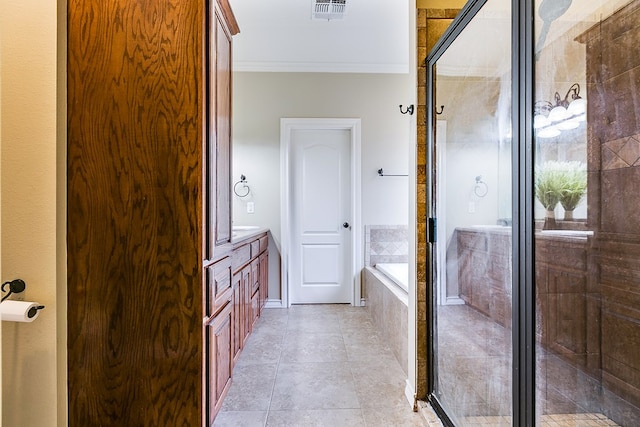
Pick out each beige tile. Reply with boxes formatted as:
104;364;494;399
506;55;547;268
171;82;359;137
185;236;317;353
215;304;450;427
349;359;408;409
213;410;267;427
220;363;278;411
338;312;375;332
281;332;348;363
270;362;360;410
266;409;365;427
236;330;284;366
286;313;341;334
363;404;429;427
344;338;397;364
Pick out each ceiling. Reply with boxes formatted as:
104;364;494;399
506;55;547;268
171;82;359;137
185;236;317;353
228;0;410;74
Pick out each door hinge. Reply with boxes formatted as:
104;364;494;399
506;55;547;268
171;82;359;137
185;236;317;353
428;217;437;243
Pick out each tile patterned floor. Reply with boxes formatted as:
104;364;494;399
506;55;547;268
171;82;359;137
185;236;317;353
213;304;429;427
214;303;629;426
436;305;626;427
460;413;620;426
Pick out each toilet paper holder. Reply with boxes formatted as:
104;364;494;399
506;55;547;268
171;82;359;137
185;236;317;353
1;278;45;319
1;278;26;302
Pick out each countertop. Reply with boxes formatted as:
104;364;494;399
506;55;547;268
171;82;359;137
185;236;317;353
455;225;594;241
231;226;269;245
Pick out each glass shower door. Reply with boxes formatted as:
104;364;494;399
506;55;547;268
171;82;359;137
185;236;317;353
430;0;513;424
534;0;640;425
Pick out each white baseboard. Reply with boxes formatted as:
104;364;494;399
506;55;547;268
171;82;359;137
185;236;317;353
404;380;417;411
264;299;285;309
445;296;465;305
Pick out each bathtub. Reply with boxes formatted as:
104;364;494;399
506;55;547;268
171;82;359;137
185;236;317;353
375;263;409;293
362;264;409;375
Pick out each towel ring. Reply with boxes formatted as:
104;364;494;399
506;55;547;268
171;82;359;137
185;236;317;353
233;175;250;198
474;176;488;198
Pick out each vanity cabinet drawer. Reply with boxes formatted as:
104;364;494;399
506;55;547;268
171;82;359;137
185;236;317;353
251;258;260;296
233;244;251;272
259;235;268;253
250;239;260;257
207;257;232;318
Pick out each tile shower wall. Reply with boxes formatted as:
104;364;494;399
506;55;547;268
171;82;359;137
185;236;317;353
416;6;461;399
365;225;408;266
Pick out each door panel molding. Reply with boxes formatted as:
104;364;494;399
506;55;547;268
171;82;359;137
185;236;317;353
280;118;362;307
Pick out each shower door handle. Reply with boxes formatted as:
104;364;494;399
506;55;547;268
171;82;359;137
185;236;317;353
428;217;437;243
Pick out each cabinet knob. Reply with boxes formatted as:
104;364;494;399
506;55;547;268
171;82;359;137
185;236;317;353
343;222;350;229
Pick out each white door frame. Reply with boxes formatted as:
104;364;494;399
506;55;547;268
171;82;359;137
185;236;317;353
436;119;465;306
280;118;362;308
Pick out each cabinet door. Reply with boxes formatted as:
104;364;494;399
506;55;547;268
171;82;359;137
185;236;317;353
259;252;269;309
251;290;260;329
207;300;233;425
241;265;252;345
251;258;260;296
231;272;243;365
207;7;233;258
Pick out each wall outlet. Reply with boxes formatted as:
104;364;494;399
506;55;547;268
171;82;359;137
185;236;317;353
468;201;476;213
247;202;255;214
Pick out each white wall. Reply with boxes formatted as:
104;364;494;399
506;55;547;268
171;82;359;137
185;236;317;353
232;72;412;299
0;1;61;426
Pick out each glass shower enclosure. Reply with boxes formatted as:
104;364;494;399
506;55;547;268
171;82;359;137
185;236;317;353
426;0;640;425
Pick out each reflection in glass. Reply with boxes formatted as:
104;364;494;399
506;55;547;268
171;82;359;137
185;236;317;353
534;0;640;425
432;0;512;424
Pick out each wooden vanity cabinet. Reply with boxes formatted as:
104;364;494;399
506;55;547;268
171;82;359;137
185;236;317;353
456;228;511;327
456;227;596;374
229;232;269;366
207;299;233;426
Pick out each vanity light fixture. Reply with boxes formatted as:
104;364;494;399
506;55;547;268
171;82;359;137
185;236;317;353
534;83;586;139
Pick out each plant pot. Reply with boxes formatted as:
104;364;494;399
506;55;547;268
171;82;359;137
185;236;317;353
563;209;574;221
543;208;556;230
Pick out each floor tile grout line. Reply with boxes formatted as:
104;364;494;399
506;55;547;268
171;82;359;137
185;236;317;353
264;311;289;426
339;310;370;426
217;305;429;426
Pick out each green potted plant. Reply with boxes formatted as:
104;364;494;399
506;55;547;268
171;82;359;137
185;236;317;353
535;161;564;229
557;161;587;220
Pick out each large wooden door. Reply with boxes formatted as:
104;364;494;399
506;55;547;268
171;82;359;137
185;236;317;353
67;0;239;425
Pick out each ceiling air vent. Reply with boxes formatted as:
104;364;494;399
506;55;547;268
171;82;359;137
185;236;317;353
312;0;347;21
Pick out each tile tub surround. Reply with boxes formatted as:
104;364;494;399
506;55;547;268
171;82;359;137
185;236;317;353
363;267;409;376
365;225;408;267
213;305;429;427
363;225;410;377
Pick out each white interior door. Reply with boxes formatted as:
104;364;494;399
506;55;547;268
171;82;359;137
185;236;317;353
290;128;352;304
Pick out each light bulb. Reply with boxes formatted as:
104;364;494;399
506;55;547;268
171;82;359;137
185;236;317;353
548;105;569;122
567;98;587;116
556;119;580;130
534;114;550;129
536;126;560;138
